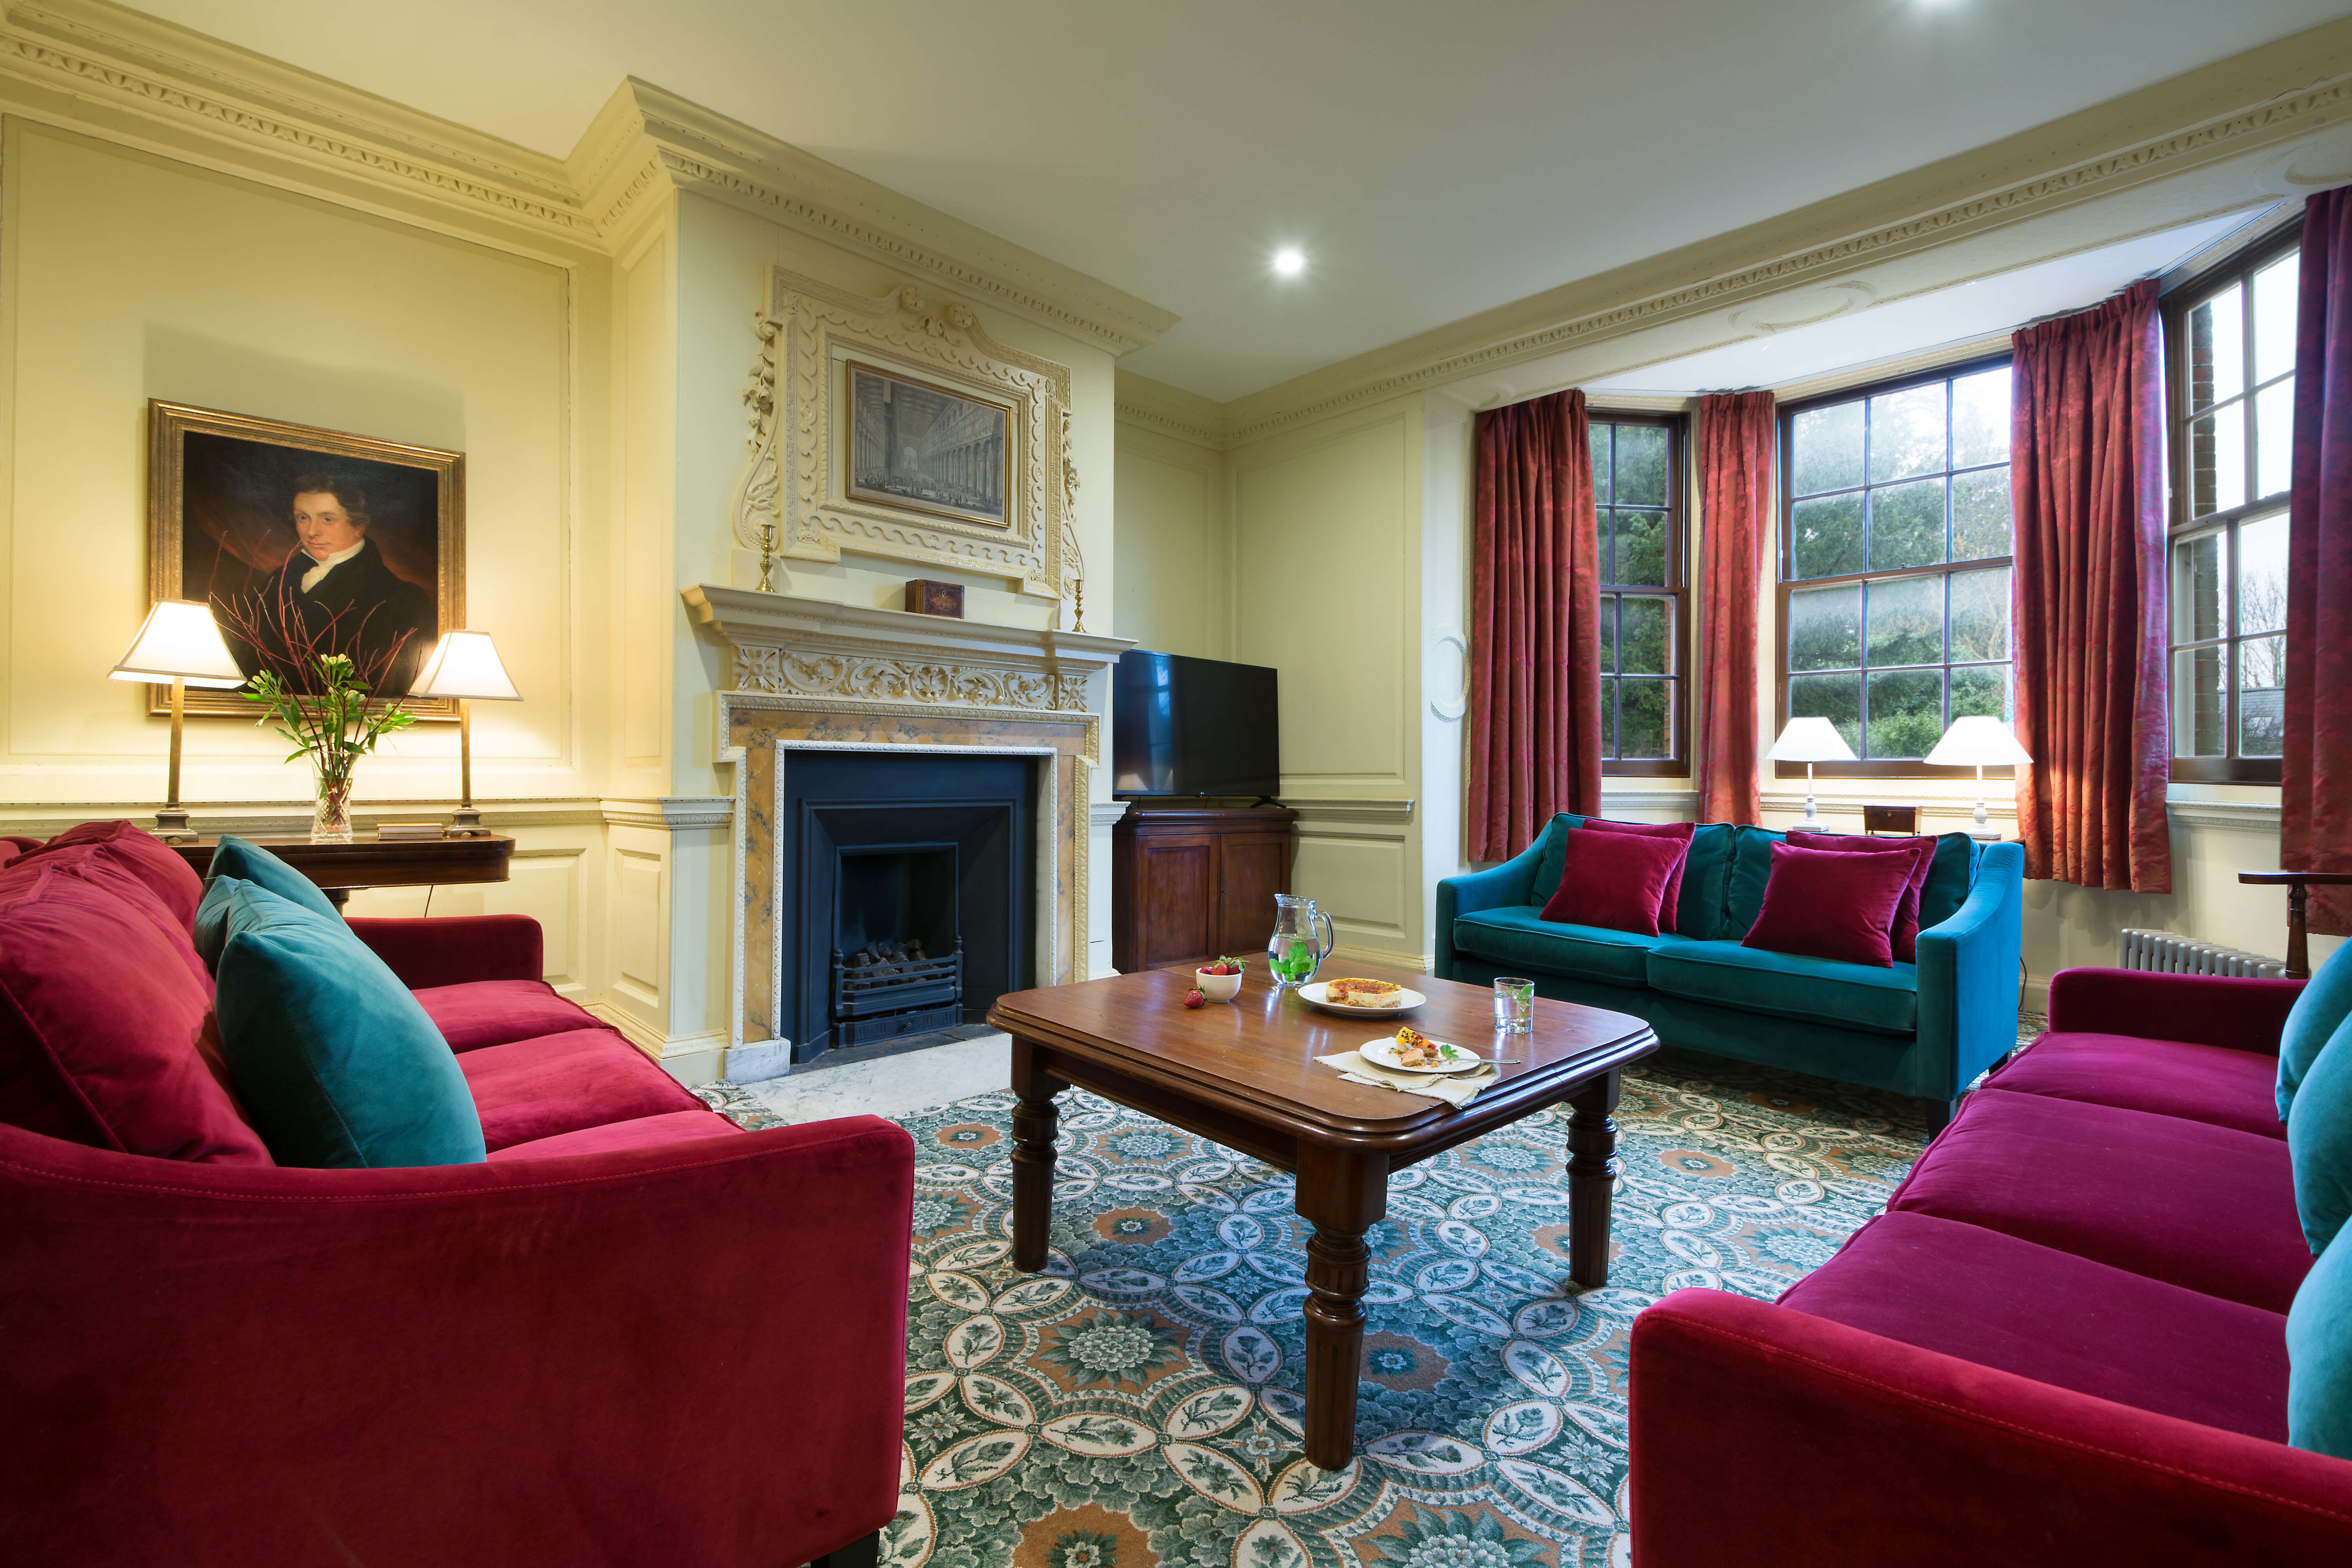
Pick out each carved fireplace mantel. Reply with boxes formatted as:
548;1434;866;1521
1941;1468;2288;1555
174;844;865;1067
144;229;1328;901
683;585;1133;1069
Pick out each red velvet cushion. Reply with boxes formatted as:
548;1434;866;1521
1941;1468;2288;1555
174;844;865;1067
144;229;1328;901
1742;842;1914;967
17;820;204;929
0;867;269;1163
458;1027;707;1151
488;1107;744;1162
1580;819;1695;932
1987;1032;2287;1140
415;980;601;1053
1887;1088;2309;1312
7;841;211;988
1539;828;1689;937
1779;1211;2290;1440
1786;830;1936;961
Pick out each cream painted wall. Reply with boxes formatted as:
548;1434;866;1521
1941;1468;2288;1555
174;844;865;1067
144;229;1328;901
1112;421;1231;661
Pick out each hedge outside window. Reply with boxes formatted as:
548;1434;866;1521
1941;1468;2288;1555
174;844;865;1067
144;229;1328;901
2165;222;2298;784
1593;413;1687;775
1777;359;2015;776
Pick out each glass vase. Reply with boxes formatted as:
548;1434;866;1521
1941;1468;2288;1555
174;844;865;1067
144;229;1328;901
310;757;356;842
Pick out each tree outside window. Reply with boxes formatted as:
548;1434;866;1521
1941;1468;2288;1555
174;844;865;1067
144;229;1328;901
1592;414;1686;774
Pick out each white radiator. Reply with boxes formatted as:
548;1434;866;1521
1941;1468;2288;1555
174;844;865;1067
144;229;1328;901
2116;928;2287;980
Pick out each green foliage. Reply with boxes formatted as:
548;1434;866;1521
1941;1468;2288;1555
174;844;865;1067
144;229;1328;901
240;653;417;787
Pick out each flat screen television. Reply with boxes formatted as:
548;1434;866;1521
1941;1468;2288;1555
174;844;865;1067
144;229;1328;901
1112;650;1279;800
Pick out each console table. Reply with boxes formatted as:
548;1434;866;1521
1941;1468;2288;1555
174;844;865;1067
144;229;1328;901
169;835;514;908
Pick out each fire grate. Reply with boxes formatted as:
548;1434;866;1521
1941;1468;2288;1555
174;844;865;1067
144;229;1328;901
831;937;964;1047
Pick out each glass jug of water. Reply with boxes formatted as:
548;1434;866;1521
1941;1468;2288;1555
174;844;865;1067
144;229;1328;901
1266;894;1335;989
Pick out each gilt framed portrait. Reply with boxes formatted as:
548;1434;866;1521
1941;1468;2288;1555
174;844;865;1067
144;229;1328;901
843;360;1012;530
147;401;464;718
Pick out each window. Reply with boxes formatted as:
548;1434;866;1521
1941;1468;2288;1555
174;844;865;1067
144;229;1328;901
1775;359;2015;775
2165;225;2298;783
1592;413;1686;774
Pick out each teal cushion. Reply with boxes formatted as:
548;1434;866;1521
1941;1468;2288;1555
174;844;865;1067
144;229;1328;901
192;875;244;969
1915;833;1984;933
206;835;339;922
1644;936;1919;1035
2287;1224;2352;1460
2289;1013;2352;1254
2281;942;2352;1121
1528;814;1588;906
212;881;485;1168
1724;827;1786;936
1452;906;1670;986
1674;823;1739;940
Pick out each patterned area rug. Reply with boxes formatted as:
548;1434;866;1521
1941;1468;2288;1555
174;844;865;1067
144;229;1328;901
701;1047;1935;1567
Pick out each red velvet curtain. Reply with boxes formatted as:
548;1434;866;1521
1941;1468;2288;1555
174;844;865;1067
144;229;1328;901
1697;391;1775;826
2288;190;2352;936
2010;278;2172;892
1467;389;1601;860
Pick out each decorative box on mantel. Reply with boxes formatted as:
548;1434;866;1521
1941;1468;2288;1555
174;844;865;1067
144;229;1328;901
681;584;1133;1075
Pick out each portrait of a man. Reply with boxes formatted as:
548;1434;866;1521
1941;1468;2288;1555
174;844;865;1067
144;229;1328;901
149;403;463;715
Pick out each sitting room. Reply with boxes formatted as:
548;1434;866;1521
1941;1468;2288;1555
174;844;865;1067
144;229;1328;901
5;2;2352;1563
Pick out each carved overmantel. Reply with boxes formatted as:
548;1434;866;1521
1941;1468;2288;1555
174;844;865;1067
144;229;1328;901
682;585;1134;1068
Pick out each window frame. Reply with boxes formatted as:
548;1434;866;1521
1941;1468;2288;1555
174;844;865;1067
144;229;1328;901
1591;408;1690;777
1772;354;2019;780
2162;217;2301;786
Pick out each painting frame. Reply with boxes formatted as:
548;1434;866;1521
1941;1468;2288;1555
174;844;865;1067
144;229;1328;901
840;358;1016;532
146;400;465;719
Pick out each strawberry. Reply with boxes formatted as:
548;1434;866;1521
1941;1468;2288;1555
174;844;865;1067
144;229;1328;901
1182;989;1207;1009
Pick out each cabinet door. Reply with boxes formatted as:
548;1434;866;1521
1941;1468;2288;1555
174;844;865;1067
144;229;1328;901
1137;837;1217;968
1215;834;1290;958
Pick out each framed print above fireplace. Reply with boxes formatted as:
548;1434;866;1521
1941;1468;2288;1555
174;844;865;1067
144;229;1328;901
844;361;1012;530
147;400;464;719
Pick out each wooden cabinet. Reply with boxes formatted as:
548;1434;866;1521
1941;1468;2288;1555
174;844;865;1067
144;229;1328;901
1110;806;1298;974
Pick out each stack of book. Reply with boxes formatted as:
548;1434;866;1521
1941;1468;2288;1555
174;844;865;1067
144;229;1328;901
375;822;445;842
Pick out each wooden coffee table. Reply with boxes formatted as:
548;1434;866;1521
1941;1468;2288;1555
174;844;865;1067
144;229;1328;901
986;962;1659;1470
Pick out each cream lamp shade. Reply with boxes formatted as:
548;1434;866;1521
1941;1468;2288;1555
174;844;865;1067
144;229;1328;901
1768;716;1857;763
108;600;244;687
408;631;521;702
1924;715;2032;768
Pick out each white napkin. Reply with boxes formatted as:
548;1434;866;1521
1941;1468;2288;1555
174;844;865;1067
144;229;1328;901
1316;1045;1499;1109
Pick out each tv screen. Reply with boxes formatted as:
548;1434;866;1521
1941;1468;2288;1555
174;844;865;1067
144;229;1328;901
1112;651;1279;800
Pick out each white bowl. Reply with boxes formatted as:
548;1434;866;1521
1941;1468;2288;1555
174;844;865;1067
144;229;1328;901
1194;966;1244;1001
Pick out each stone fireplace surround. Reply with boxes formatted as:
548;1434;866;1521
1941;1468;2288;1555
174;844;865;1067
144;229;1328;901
682;586;1132;1080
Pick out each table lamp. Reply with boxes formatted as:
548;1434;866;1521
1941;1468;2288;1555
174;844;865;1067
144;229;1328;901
1769;716;1855;827
110;601;246;842
1926;715;2031;838
408;631;521;837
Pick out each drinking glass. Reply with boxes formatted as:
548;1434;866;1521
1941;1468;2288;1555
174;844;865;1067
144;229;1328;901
1493;976;1535;1034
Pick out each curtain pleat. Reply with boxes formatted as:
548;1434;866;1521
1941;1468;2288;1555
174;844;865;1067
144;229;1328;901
1696;391;1775;826
2010;278;2172;892
2287;191;2352;936
1467;390;1601;860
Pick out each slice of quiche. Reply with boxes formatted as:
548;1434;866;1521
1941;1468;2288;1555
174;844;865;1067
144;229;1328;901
1325;977;1404;1007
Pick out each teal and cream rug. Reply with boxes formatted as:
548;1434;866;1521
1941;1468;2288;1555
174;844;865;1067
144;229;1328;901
702;1049;1932;1567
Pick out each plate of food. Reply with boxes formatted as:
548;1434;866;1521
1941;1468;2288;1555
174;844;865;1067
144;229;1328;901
1298;977;1427;1016
1359;1027;1483;1075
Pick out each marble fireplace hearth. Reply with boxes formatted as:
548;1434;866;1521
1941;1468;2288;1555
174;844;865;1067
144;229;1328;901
684;586;1131;1081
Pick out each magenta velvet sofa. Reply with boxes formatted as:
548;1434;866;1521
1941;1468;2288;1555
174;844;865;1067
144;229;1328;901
1628;965;2352;1564
0;822;914;1568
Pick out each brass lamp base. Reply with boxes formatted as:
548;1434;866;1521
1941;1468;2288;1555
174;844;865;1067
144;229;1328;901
150;807;198;844
447;804;490;838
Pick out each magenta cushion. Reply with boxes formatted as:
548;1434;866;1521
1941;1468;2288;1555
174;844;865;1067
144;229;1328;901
1779;1210;2290;1441
17;820;204;929
1741;841;1913;967
1539;828;1688;937
1579;820;1695;932
1887;1088;2310;1312
415;980;602;1053
1786;830;1936;961
488;1108;744;1162
1988;1031;2287;1141
458;1027;707;1151
15;841;212;988
0;867;269;1163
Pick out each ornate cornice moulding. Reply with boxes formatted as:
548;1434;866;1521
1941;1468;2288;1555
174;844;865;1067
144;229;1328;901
681;586;1133;715
599;797;734;831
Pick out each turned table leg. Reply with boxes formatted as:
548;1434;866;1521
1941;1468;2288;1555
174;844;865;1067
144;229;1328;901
1009;1039;1062;1273
1566;1070;1624;1289
1296;1144;1385;1472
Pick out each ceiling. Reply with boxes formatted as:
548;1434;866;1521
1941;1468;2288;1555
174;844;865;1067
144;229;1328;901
125;0;2352;402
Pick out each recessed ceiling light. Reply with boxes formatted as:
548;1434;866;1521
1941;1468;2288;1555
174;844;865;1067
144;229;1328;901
1272;247;1306;278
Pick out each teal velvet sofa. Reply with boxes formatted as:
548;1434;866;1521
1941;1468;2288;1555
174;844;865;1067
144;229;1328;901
1435;815;2025;1126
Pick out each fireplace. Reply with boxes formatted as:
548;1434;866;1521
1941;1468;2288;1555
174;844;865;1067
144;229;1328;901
779;748;1036;1065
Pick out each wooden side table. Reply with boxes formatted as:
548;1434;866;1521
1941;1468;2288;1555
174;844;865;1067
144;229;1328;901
169;835;514;908
2237;870;2352;979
